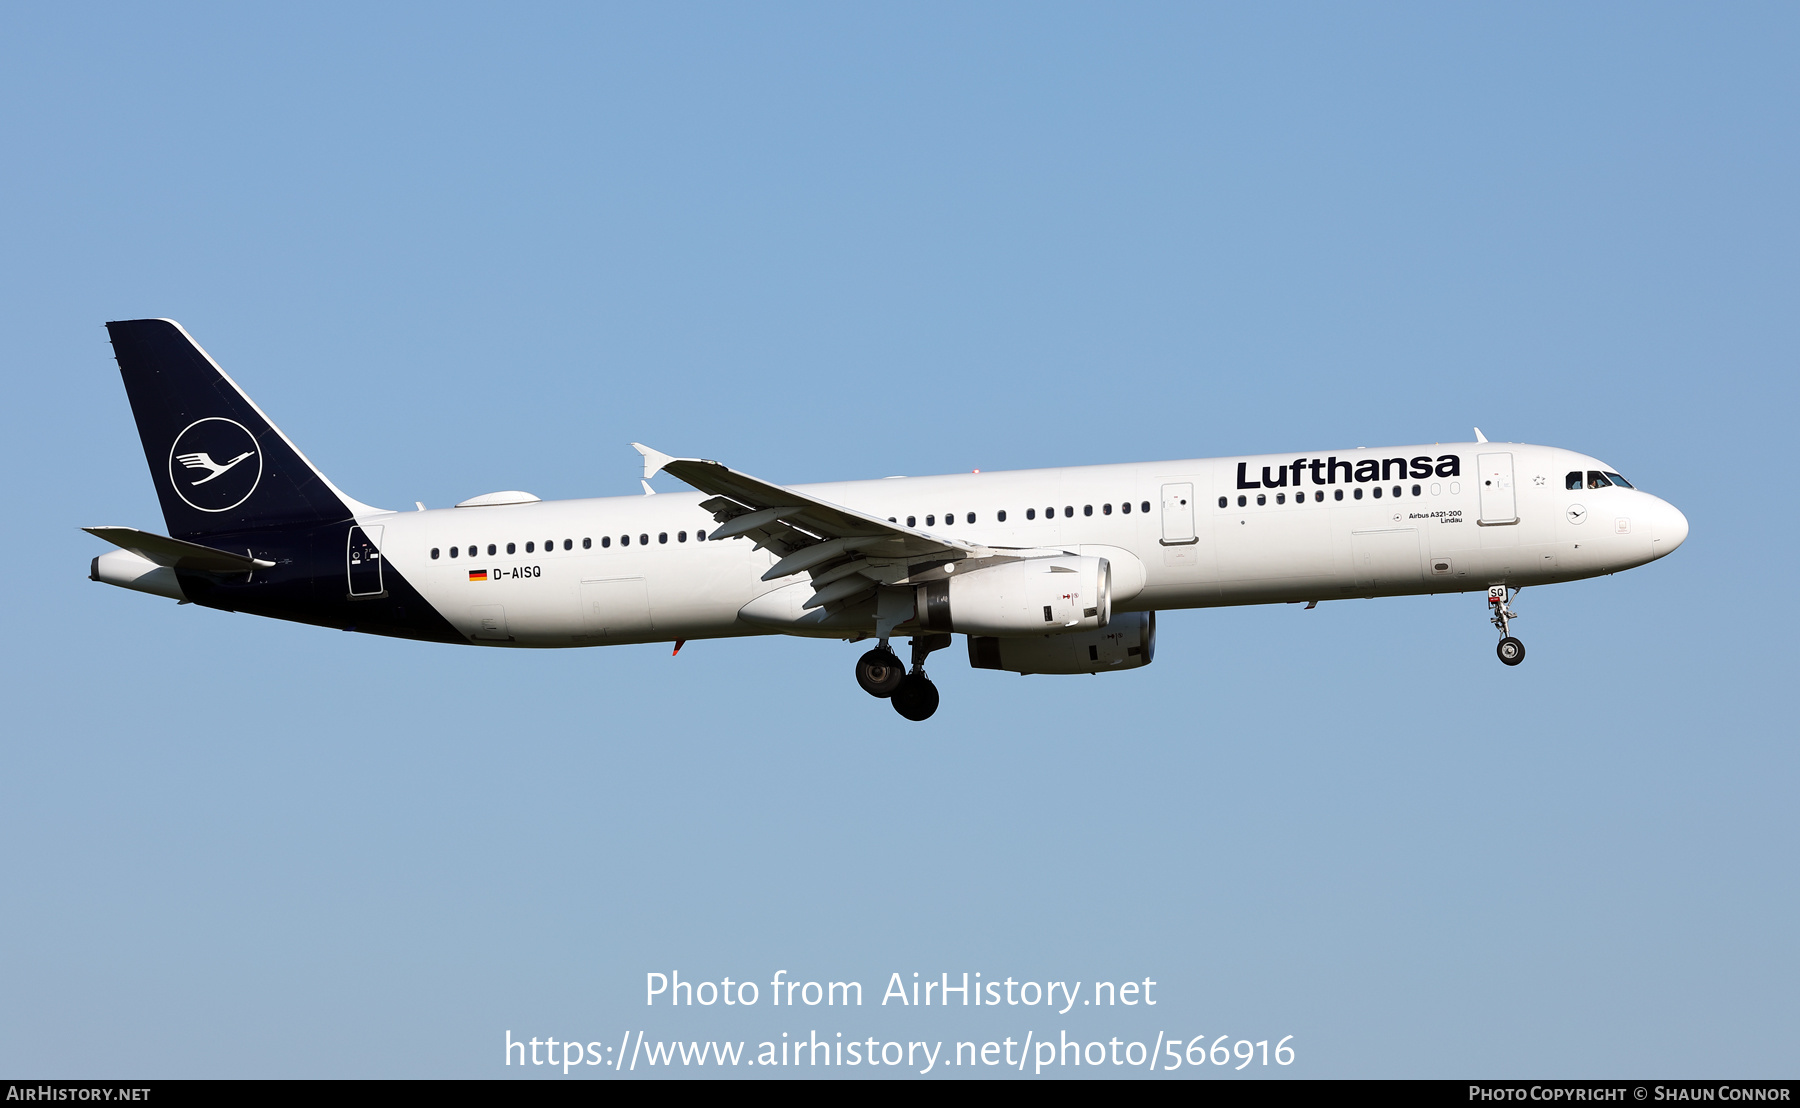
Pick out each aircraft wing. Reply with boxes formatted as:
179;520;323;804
83;526;275;573
632;444;985;588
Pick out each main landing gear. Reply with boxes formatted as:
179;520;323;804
1489;585;1525;667
855;633;952;720
855;647;905;697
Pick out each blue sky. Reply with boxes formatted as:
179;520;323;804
1;3;1795;1077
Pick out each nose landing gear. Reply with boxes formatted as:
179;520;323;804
1489;586;1525;666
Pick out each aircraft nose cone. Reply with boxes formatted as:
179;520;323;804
1655;499;1689;557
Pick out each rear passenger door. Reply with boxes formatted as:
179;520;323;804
347;525;385;597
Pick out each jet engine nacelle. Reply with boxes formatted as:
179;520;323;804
916;555;1110;637
968;611;1156;675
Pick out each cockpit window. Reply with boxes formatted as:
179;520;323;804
1566;471;1583;490
1587;470;1612;490
1604;471;1633;489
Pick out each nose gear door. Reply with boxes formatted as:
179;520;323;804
347;525;385;597
1476;453;1517;525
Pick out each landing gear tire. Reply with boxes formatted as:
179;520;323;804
856;648;906;698
1497;637;1525;666
890;674;940;721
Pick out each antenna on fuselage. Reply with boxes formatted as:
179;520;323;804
1473;427;1488;443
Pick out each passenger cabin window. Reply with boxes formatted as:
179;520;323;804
1218;497;1228;508
602;536;611;548
449;546;459;558
997;510;1007;522
907;516;916;527
1103;503;1112;515
697;530;706;541
1353;488;1363;500
431;547;440;559
1256;494;1266;506
1083;505;1093;517
488;544;498;556
658;532;668;544
621;535;630;546
1140;501;1151;513
1237;495;1247;507
583;538;592;549
678;531;687;542
1411;484;1421;496
1334;489;1344;501
1121;501;1131;514
640;534;649;546
1567;471;1584;490
1276;493;1285;504
525;542;534;553
1064;506;1073;518
926;515;935;526
1025;509;1035;520
966;512;975;524
510;542;519;554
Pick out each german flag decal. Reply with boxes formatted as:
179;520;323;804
468;570;488;582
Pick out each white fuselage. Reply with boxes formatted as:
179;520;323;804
366;441;1688;647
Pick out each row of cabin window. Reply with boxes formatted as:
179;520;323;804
1223;484;1425;508
892;502;1156;528
428;530;711;560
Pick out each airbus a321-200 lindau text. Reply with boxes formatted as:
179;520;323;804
88;320;1689;721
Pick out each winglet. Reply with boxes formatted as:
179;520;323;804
1473;427;1488;443
631;442;677;481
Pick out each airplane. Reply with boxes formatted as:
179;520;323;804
87;318;1690;721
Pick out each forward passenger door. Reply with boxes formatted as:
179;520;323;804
1477;453;1517;525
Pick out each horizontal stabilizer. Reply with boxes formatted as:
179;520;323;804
83;526;274;573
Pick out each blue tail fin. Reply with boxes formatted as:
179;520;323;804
105;319;368;540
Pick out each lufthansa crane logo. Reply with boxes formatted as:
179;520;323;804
167;418;262;512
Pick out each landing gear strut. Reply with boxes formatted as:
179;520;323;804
890;633;951;721
1489;585;1525;667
